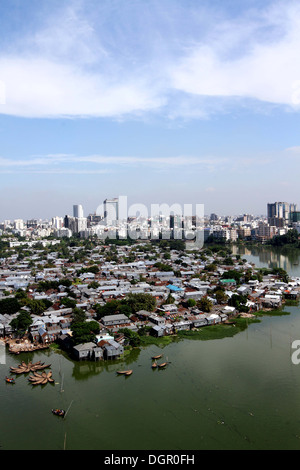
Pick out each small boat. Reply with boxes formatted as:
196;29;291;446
5;377;15;384
152;362;158;368
117;370;133;376
52;409;65;417
152;354;163;360
158;362;168;368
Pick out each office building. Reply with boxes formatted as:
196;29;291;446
104;198;119;226
73;204;84;219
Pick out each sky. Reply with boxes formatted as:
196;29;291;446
1;0;300;220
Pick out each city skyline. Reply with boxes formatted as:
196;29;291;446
1;0;300;219
2;198;299;224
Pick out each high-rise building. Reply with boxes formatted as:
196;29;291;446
103;198;119;226
267;202;297;224
52;216;63;229
14;219;24;230
73;204;84;219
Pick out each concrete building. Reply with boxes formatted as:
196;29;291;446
73;204;84;218
104;198;119;226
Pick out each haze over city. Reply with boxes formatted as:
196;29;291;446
1;0;300;219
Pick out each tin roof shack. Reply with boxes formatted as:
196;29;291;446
102;339;124;360
151;324;166;337
237;285;252;296
101;314;131;330
173;319;192;331
148;314;166;327
57;333;73;351
221;306;237;316
135;310;152;321
159;304;178;314
262;294;282;309
205;313;221;324
92;347;104;361
73;342;96;361
187;314;208;328
184;290;204;301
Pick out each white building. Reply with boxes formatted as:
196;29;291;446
14;219;24;230
52;216;63;229
104;198;119;226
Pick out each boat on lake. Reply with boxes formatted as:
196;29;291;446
152;354;163;360
158;357;169;368
52;409;65;417
158;362;168;368
5;377;15;384
117;370;133;376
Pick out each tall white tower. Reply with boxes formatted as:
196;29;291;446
73;204;84;219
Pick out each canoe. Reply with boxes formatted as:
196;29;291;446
152;354;163;360
152;362;158;368
158;362;168;368
117;370;133;375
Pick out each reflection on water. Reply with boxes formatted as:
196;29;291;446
232;244;300;275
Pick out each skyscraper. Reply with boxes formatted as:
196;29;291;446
267;202;297;224
103;198;119;226
73;204;84;219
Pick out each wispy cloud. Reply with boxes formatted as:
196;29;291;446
0;153;228;173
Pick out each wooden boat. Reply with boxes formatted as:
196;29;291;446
5;377;15;384
158;362;167;368
152;362;158;368
152;354;163;360
52;409;65;417
158;362;168;368
117;370;133;376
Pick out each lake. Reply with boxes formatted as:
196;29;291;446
1;245;300;450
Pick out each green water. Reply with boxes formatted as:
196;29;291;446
1;246;300;450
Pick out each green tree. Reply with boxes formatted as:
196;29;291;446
0;297;21;315
61;297;77;309
71;321;96;345
119;327;141;347
215;290;228;304
72;307;87;324
186;298;196;307
125;293;156;313
10;310;32;333
198;296;213;313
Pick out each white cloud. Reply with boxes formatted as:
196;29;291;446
1;1;300;119
169;2;300;109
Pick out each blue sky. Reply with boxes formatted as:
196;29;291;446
0;0;300;220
